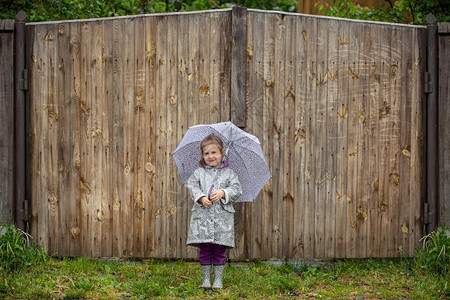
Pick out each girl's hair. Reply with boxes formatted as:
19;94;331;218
199;134;224;167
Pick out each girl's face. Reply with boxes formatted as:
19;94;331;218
202;143;224;169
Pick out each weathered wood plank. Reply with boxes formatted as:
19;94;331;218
99;19;114;258
324;17;339;259
314;17;327;259
245;11;262;259
110;18;124;257
121;17;135;256
262;12;278;259
411;28;426;251
0;19;14;31
292;15;307;258
365;23;381;257
230;6;247;127
209;12;222;124
166;14;178;258
184;12;200;259
175;13;188;259
0;29;14;224
300;15;316;259
54;22;69;256
43;23;59;256
398;26;413;256
346;19;362;258
144;16;157;257
68;21;82;257
281;14;296;258
438;33;450;227
132;16;145;257
355;23;372;258
335;19;349;259
272;12;286;259
88;20;106;257
377;23;393;257
219;12;232;122
387;26;402;257
155;14;168;257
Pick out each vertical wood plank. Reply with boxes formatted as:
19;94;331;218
230;6;247;127
283;14;295;258
272;12;286;259
438;32;450;227
314;18;327;258
303;16;317;259
335;19;349;258
184;13;200;259
175;14;188;259
166;14;178;258
292;15;307;258
398;26;413;256
132;16;146;257
97;20;112;257
355;23;372;258
0;25;14;225
262;12;276;259
54;22;70;256
346;20;362;258
111;18;124;257
89;20;105;257
44;23;59;256
410;27;426;255
366;23;381;257
377;23;392;258
122;17;136;256
219;12;232;122
155;15;168;257
69;21;82;257
324;18;339;258
29;25;49;251
245;11;262;259
144;16;157;257
387;26;402;257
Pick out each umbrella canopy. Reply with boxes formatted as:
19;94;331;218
172;121;271;202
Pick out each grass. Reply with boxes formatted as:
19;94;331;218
1;226;449;298
1;257;449;299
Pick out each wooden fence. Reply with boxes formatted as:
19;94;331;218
23;8;427;259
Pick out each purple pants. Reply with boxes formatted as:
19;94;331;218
198;243;226;265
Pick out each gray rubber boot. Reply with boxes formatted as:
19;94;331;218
201;265;212;290
212;264;225;289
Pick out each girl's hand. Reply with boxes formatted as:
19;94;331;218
210;190;225;203
201;196;212;208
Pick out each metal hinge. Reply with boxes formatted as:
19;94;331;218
424;71;432;94
18;199;30;222
20;69;29;91
423;202;431;224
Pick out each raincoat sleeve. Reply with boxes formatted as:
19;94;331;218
221;170;242;205
186;168;207;203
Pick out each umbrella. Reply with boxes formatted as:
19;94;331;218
171;121;271;202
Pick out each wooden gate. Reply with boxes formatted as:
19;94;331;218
26;9;426;259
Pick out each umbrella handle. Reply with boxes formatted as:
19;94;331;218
208;184;214;200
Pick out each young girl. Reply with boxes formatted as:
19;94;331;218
186;134;242;290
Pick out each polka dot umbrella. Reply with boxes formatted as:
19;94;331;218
171;121;271;202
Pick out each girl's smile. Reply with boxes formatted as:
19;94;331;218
202;144;224;168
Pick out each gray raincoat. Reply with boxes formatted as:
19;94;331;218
186;163;242;248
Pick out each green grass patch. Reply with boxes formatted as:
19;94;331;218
1;225;449;298
1;257;449;299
